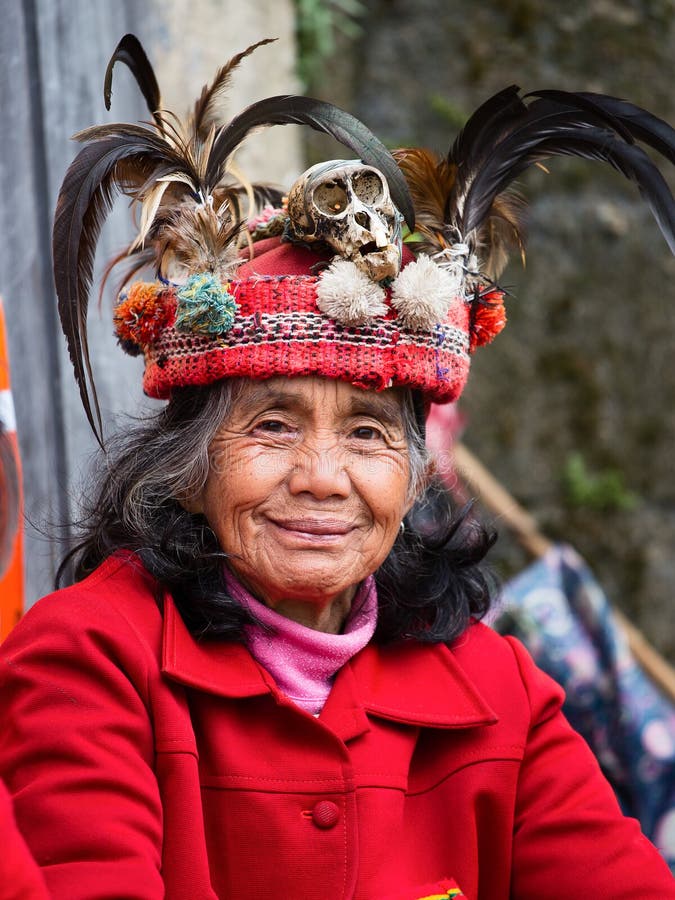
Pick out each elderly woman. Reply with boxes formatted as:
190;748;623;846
2;35;675;900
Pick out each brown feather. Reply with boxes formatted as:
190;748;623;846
157;202;242;282
393;148;456;239
477;192;527;279
393;145;526;275
191;38;276;140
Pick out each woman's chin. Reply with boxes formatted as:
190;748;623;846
236;558;365;609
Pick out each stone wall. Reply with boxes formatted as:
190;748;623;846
316;0;675;656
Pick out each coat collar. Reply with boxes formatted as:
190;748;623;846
161;595;497;732
349;638;498;729
161;594;275;698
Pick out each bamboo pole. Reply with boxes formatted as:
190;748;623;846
453;441;675;703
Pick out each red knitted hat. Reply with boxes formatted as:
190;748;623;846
113;232;505;404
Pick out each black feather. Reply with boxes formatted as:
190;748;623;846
52;135;181;443
450;85;527;168
104;34;163;132
455;93;675;253
73;121;173;148
472;125;674;250
206;95;415;229
529;91;675;164
249;183;285;209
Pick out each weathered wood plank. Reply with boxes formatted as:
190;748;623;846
1;0;72;604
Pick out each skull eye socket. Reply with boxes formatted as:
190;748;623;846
352;171;385;205
313;180;349;215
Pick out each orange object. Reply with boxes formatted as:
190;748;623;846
0;297;23;640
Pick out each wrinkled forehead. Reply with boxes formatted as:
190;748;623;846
232;375;408;425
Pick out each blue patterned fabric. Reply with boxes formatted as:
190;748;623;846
495;544;675;871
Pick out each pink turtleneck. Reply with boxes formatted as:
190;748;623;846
224;571;378;715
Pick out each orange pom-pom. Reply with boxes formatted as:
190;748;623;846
469;289;507;352
114;283;176;350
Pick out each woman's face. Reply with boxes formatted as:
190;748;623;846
190;376;414;626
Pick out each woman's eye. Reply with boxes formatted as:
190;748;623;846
255;419;289;434
351;425;383;441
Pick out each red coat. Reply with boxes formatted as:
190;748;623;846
0;553;673;899
0;780;48;900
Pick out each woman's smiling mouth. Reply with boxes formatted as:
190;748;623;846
268;517;357;545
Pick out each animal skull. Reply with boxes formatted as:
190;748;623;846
287;160;402;282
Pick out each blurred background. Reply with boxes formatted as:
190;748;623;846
1;0;674;662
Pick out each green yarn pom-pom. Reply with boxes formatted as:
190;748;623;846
175;273;238;335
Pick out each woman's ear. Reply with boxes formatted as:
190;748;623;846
177;489;205;515
405;455;434;511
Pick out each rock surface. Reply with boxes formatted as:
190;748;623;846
312;0;675;657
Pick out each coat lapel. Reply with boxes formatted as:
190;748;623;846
161;595;275;699
347;639;498;729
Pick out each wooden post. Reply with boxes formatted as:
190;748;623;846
453;440;675;703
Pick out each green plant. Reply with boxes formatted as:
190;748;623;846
294;0;366;88
428;94;467;130
561;452;638;512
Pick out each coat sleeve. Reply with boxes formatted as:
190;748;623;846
0;778;49;900
0;589;165;900
506;635;675;898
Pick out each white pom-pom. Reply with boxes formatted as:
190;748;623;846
316;259;388;324
391;255;462;331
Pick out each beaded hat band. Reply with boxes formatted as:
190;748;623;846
113;237;505;403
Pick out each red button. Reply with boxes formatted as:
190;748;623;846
311;800;340;829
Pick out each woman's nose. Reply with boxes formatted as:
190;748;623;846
287;444;351;500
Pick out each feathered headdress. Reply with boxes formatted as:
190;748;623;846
52;34;414;444
53;37;675;445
